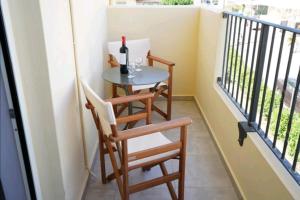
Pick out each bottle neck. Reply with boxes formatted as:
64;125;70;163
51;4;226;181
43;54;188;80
121;36;126;46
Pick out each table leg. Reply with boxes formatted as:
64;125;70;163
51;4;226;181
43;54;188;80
124;86;133;115
123;86;133;130
122;82;163;130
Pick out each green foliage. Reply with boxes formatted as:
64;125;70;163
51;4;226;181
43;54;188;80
227;49;253;92
270;108;300;156
288;115;300;156
270;108;290;140
161;0;193;5
231;4;245;13
262;89;281;118
254;5;269;16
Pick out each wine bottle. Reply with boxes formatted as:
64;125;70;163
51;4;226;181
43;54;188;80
119;36;129;74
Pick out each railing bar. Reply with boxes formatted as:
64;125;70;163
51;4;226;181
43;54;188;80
258;28;276;130
228;16;237;93
273;33;296;148
222;14;230;85
224;15;233;89
282;65;300;159
232;17;242;98
236;19;247;104
224;11;300;34
265;30;286;138
292;128;300;170
245;22;259;113
240;20;253;107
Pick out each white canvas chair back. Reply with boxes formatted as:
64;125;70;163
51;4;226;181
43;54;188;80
108;38;150;66
80;79;116;136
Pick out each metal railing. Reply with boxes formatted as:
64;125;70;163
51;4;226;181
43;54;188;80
218;11;300;184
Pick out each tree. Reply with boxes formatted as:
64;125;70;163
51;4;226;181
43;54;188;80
161;0;193;5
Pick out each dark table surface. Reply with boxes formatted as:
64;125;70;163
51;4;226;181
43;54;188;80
102;66;169;86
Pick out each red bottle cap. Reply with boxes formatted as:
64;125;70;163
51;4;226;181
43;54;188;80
122;36;126;44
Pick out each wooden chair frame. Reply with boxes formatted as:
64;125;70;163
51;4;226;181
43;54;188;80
108;51;175;121
85;93;191;200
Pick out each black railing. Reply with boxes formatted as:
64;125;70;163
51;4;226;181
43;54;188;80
218;12;300;184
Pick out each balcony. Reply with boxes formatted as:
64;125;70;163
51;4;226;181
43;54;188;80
2;1;300;200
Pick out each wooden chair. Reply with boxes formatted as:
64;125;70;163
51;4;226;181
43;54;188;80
108;38;175;120
81;79;191;200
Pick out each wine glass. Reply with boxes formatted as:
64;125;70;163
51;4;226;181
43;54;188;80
127;64;136;78
135;57;143;71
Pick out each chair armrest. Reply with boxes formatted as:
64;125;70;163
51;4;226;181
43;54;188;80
106;93;154;105
147;55;175;67
108;54;120;67
110;117;192;142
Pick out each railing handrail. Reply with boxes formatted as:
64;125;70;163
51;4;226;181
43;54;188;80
224;11;300;35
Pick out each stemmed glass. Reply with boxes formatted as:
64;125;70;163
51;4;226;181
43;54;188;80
127;63;136;78
135;57;143;71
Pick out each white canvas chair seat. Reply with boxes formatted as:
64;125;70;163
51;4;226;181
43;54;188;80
132;82;167;92
127;132;178;166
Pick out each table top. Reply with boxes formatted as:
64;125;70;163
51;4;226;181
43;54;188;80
102;66;169;86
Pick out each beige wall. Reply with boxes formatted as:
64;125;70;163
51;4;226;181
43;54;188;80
4;0;65;199
4;0;108;199
39;0;88;199
195;9;295;199
70;0;108;169
108;7;199;96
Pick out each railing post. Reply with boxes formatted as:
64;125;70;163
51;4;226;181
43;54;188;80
249;24;269;124
219;12;229;85
238;24;269;146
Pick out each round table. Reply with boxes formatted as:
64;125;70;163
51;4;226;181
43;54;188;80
102;66;169;91
102;66;169;127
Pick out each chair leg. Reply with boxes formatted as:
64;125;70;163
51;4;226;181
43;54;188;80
159;163;177;200
167;89;172;121
112;84;118;98
122;141;129;200
98;136;107;184
104;136;124;199
178;158;185;200
178;126;187;200
116;142;123;161
112;84;117;112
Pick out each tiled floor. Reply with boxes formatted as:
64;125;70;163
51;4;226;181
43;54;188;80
84;101;239;200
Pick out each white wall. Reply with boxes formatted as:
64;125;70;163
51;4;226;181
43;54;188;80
4;0;65;199
38;0;87;199
4;0;108;199
70;0;108;169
